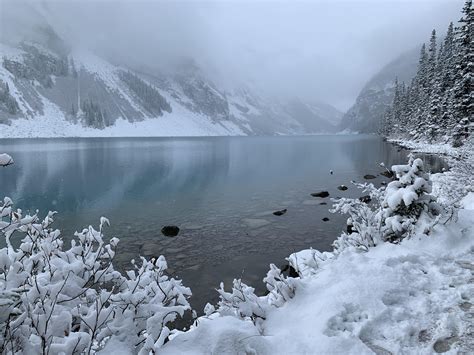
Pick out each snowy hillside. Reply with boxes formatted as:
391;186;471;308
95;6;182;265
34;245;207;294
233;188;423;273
339;47;420;133
0;29;342;138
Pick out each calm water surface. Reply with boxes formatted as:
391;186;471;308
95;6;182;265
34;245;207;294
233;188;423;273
0;135;446;311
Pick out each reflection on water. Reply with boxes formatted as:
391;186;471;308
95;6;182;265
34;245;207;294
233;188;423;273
0;135;447;311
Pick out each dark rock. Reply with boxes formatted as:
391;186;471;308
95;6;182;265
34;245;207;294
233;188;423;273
347;223;354;234
273;208;287;216
281;263;299;278
161;225;180;237
311;191;329;198
359;195;372;203
364;174;377;180
322;217;330;222
337;185;348;191
381;181;387;186
380;170;394;178
319;202;327;205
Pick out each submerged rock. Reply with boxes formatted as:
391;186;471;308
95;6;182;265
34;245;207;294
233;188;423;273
320;202;328;205
273;208;287;216
337;185;348;191
242;218;271;229
311;191;329;198
322;217;330;222
364;174;377;180
161;225;180;237
359;195;372;203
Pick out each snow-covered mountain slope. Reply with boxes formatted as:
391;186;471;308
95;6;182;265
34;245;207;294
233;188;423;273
339;47;420;133
0;29;342;138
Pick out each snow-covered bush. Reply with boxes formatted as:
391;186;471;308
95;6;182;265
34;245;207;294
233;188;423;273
216;279;268;330
0;195;191;354
331;154;441;251
331;182;385;252
215;264;297;332
381;154;441;242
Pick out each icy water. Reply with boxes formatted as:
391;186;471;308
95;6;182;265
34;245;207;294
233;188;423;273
0;135;447;312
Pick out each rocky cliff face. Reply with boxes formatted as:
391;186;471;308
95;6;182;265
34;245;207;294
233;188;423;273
339;48;420;133
0;27;342;137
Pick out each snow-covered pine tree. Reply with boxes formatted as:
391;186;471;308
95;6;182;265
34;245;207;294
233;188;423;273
439;22;458;139
381;154;440;242
452;0;473;147
381;1;472;146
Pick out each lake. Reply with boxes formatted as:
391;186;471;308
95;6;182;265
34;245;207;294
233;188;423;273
0;135;447;312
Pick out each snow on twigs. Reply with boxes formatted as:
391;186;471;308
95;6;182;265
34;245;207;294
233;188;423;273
0;197;191;354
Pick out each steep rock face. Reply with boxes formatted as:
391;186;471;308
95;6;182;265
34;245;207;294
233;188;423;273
339;48;420;133
0;27;342;137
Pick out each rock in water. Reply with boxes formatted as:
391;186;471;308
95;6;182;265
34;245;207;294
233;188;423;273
359;195;372;203
311;191;330;198
273;208;287;216
161;225;180;237
364;174;377;179
337;185;348;191
322;217;330;222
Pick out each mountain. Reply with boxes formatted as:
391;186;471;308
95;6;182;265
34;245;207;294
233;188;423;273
0;27;342;138
339;47;420;133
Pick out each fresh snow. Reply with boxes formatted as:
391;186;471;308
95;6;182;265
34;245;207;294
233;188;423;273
0;153;13;166
0;96;246;138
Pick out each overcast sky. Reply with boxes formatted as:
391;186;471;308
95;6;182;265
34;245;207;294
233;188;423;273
1;0;465;110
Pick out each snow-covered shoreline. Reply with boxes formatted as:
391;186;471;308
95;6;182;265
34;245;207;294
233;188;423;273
1;137;472;354
159;138;474;354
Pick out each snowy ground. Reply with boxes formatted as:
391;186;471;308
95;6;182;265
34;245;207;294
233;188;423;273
159;140;474;354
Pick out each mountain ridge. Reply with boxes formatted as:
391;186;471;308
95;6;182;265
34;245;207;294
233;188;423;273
0;28;342;138
339;47;420;133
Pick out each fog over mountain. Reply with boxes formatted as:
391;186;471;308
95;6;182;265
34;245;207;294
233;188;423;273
1;0;463;111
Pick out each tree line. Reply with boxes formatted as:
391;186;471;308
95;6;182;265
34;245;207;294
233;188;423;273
0;81;20;115
120;71;172;117
381;0;472;147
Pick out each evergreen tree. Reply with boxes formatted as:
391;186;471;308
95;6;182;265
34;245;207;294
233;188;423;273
380;1;472;146
452;0;473;146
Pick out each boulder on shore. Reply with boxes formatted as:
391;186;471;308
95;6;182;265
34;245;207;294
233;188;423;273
364;174;377;180
337;185;348;191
